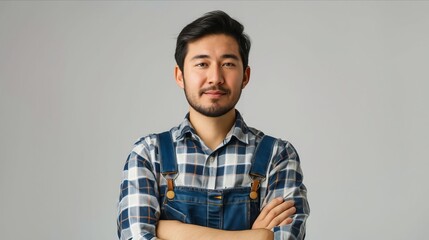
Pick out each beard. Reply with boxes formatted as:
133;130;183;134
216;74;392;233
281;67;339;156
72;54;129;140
183;80;242;118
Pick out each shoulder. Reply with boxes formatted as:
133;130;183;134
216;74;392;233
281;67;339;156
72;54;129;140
132;133;159;156
248;127;300;163
128;131;172;167
271;138;300;167
124;131;171;174
130;122;182;157
121;134;158;170
247;126;293;148
246;126;265;143
130;127;179;157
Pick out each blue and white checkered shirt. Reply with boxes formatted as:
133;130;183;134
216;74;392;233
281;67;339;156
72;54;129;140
117;111;309;240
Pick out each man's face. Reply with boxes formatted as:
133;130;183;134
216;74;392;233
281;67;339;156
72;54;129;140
175;34;250;118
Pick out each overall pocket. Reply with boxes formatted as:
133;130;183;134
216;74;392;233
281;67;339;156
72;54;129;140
161;203;188;223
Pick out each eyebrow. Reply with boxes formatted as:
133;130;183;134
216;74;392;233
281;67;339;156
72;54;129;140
190;54;240;61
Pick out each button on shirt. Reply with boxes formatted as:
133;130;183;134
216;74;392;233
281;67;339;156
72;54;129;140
117;111;310;240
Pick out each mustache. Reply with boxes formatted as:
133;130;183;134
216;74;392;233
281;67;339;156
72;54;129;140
200;86;230;94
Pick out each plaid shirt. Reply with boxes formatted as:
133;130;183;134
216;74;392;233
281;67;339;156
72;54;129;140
117;111;309;240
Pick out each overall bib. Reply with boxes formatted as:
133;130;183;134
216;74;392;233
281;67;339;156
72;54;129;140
157;131;276;230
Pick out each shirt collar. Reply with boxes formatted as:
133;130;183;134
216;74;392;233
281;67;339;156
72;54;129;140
172;110;250;145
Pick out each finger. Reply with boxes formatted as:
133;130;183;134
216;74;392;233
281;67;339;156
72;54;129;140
253;198;296;230
266;206;296;229
278;217;293;226
258;197;284;220
252;197;285;229
264;201;295;222
283;200;295;209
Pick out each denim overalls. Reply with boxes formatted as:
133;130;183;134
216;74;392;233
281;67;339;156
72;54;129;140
157;131;276;230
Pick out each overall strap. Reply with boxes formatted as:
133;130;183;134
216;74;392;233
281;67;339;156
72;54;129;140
249;135;277;199
158;131;178;175
157;131;177;199
250;135;276;178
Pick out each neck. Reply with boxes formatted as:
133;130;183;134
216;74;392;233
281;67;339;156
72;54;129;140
188;109;236;150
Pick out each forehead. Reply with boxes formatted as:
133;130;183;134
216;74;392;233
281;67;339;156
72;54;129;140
185;34;241;60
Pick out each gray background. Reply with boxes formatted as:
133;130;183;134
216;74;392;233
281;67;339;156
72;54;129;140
1;1;428;239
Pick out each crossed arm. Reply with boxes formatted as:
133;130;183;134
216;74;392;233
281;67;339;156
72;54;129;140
156;198;296;240
118;141;309;240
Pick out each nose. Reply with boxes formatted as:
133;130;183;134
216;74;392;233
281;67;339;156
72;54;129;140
208;65;224;85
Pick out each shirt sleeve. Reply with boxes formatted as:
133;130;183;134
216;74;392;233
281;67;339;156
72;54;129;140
265;141;310;240
117;141;161;240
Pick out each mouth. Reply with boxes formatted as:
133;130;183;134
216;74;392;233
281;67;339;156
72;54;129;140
203;90;227;96
201;86;229;97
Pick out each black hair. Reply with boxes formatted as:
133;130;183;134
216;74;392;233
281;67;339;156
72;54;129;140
174;10;251;72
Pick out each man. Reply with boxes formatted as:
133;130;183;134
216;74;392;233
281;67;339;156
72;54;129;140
117;10;309;240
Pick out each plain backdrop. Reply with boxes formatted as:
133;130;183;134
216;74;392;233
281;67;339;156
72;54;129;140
1;1;428;239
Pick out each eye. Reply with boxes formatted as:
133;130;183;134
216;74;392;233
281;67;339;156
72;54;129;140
195;62;208;68
222;62;236;68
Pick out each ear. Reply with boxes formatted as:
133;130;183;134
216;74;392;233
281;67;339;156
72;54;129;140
241;66;251;89
175;65;184;89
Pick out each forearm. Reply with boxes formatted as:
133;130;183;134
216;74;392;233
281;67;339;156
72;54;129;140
157;220;273;240
265;141;310;239
117;150;161;239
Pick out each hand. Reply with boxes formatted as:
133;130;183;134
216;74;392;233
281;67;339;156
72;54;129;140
252;197;296;230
